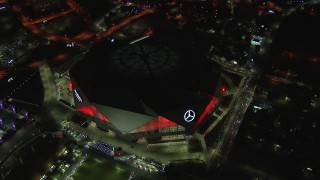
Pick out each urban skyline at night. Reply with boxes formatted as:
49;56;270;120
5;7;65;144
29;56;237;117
0;0;319;179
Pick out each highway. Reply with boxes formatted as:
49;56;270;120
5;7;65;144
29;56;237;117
0;63;71;175
207;23;260;174
0;122;43;173
206;64;258;179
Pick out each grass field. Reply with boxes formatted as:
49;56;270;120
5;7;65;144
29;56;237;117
72;157;131;180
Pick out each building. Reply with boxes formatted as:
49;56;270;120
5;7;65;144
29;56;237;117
31;0;62;14
70;33;220;141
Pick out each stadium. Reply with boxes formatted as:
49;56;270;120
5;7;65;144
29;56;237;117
69;30;221;141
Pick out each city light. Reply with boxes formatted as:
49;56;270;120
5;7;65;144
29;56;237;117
221;86;227;93
0;0;319;179
129;35;149;44
74;89;82;102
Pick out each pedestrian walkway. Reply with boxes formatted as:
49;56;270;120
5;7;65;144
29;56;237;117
70;122;206;165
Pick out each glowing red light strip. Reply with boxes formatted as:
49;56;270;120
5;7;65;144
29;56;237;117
76;105;110;122
194;97;219;130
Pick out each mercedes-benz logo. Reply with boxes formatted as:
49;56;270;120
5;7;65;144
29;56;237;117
184;110;196;122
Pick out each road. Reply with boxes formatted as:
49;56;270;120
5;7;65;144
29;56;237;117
202;64;258;180
0;122;43;171
0;62;71;174
9;0;156;45
94;8;155;41
11;0;95;43
207;15;260;172
39;63;74;130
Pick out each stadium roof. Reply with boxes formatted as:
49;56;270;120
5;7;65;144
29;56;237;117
71;31;219;133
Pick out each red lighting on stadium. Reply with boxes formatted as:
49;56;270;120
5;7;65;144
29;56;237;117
96;111;109;121
77;105;110;122
130;116;178;134
194;97;219;130
68;81;73;90
77;105;95;116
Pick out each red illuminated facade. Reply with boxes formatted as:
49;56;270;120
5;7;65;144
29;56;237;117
130;116;179;134
194;97;219;130
76;105;110;122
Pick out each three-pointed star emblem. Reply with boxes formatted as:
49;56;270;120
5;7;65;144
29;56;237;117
184;110;196;122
